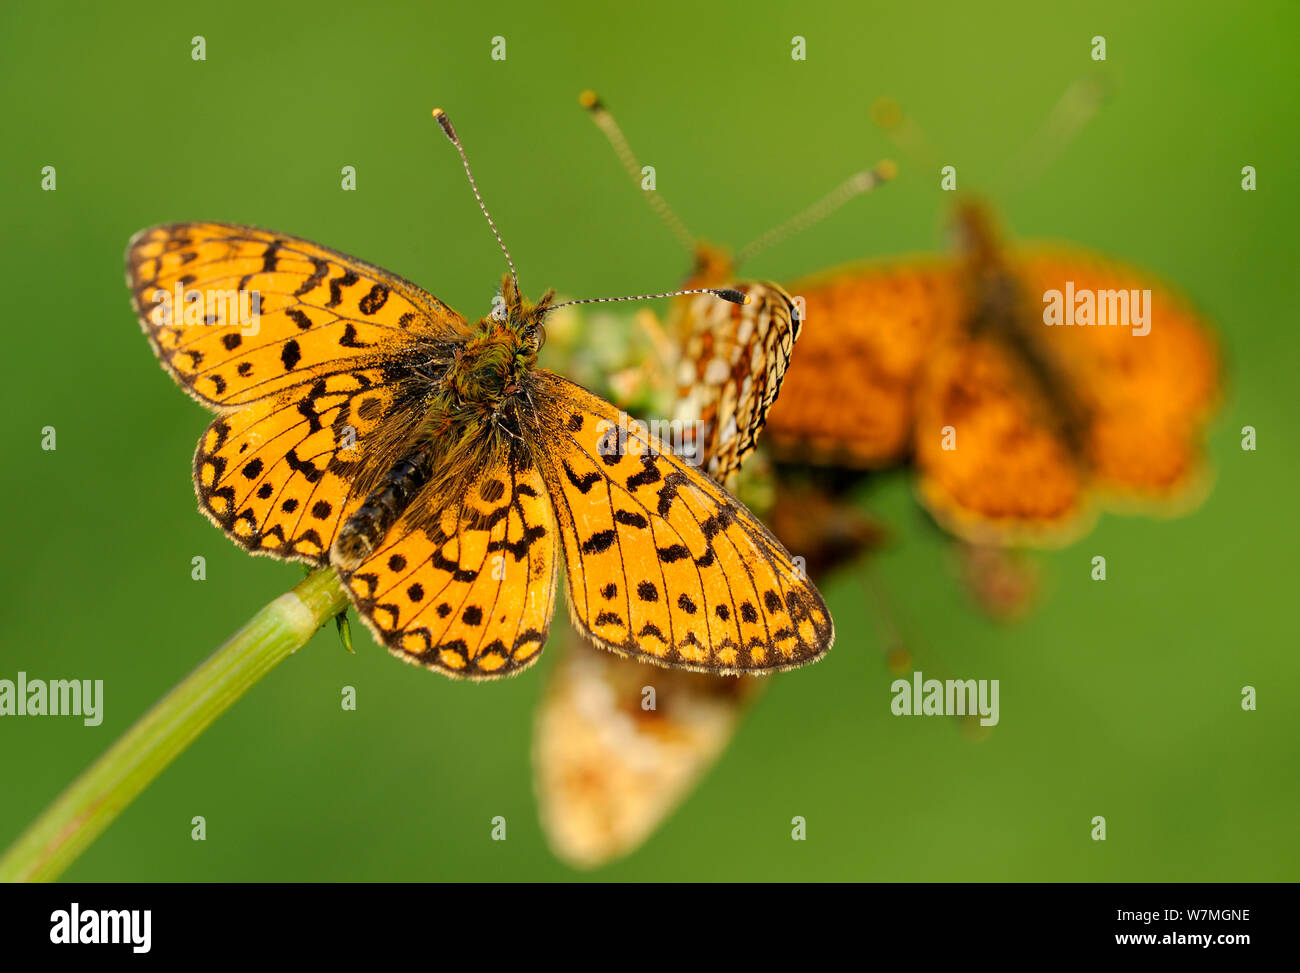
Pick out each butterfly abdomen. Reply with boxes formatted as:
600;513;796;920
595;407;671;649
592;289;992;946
333;451;434;569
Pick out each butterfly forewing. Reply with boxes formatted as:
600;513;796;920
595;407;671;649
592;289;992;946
127;222;466;407
534;371;833;674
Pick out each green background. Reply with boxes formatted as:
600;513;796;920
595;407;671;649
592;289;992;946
2;0;1296;881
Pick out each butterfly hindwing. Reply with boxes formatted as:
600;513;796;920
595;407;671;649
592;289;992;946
194;365;411;564
912;333;1091;545
1014;248;1219;500
127;222;466;408
534;371;833;674
672;281;801;484
341;441;559;679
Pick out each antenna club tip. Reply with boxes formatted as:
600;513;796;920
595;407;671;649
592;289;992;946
578;90;602;110
431;108;456;140
877;159;899;181
716;288;748;306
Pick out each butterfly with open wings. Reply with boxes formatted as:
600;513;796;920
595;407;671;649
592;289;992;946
125;110;833;680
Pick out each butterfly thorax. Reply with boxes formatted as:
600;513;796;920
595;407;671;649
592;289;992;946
444;320;537;409
332;276;553;570
424;278;552;441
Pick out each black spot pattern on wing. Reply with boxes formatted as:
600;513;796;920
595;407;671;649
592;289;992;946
535;371;833;673
340;441;558;680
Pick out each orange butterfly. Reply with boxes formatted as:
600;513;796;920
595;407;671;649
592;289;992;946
125;109;833;680
752;202;1221;546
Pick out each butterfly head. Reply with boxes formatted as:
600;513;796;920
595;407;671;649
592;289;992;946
951;199;1002;268
685;241;736;290
497;272;554;349
448;274;554;407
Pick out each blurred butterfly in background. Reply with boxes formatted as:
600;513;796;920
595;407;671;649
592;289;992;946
125;108;834;680
757;198;1221;547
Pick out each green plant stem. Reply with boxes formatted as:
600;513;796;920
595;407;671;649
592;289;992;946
0;568;348;883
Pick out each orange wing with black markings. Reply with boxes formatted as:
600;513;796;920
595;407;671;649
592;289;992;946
339;441;558;679
534;371;833;674
127;223;466;407
192;366;411;562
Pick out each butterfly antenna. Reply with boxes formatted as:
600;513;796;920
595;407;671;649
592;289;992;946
1000;76;1113;194
432;108;519;292
734;160;897;268
579;90;698;254
548;286;749;313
